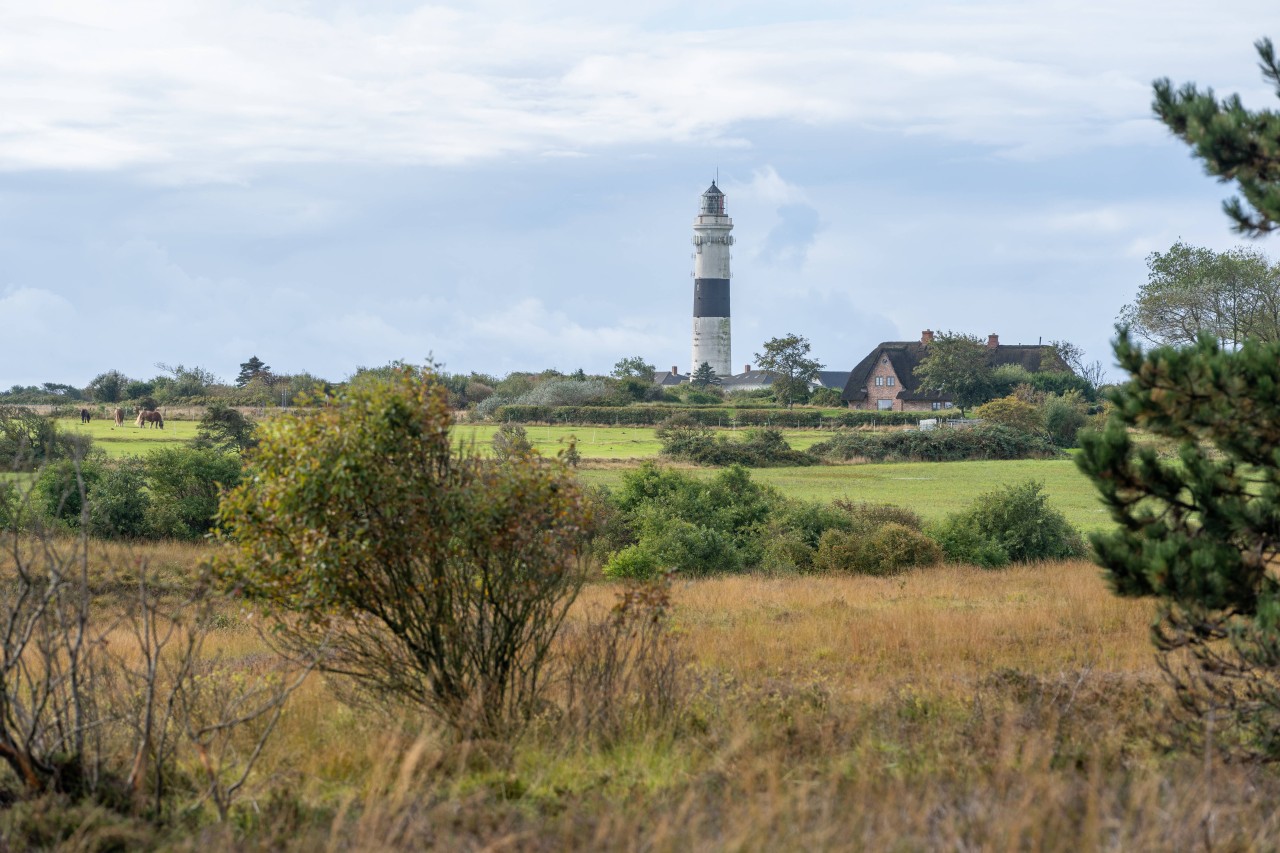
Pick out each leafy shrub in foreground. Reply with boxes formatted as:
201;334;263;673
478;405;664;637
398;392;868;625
932;479;1085;567
217;369;594;738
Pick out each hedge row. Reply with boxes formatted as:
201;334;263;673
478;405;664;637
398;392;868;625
490;405;923;427
810;423;1059;463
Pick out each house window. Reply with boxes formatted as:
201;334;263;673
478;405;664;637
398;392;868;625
931;401;942;411
877;399;894;411
874;376;884;386
886;376;895;386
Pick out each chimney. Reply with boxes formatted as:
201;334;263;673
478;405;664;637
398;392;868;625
671;366;678;375
921;329;934;344
744;364;751;373
987;333;999;349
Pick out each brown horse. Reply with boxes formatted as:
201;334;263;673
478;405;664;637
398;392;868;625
79;408;91;424
113;407;124;427
136;410;164;429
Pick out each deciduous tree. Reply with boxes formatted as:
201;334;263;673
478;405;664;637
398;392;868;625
611;356;656;380
1117;241;1280;348
912;331;995;413
753;333;823;409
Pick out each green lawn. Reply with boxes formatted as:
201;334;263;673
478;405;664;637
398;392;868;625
576;457;1109;532
45;417;1108;532
453;424;849;459
56;416;197;457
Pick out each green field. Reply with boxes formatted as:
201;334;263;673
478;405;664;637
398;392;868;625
46;417;1106;532
577;457;1107;531
454;423;854;459
56;416;197;456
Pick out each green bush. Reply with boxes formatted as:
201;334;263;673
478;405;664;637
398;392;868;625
0;480;18;531
600;464;783;578
88;458;151;540
932;479;1086;567
1042;392;1088;448
656;417;820;467
31;457;104;529
834;500;927;532
808;387;844;407
491;423;534;461
144;447;242;540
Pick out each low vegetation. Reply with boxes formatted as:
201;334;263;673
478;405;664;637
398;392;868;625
810;421;1060;462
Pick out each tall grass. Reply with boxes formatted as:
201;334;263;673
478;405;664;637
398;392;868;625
5;543;1279;850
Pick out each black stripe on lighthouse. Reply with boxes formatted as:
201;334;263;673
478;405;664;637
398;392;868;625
693;278;730;318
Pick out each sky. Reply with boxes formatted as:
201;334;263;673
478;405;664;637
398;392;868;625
1;1;1275;388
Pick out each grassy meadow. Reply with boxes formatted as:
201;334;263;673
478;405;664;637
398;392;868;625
56;414;198;456
49;416;1106;531
8;414;1278;848
7;538;1278;849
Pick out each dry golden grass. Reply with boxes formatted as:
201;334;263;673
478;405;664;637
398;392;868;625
7;541;1280;851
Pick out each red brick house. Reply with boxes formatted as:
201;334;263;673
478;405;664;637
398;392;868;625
840;331;1067;412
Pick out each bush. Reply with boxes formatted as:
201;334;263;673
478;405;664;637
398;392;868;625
808;387;843;407
973;395;1044;434
932;479;1086;567
191;402;259;453
813;517;941;576
88;458;151;540
31;457;104;529
216;369;594;738
1042;392;1088;447
492;423;534;461
656;416;819;467
144;447;242;540
600;464;783;579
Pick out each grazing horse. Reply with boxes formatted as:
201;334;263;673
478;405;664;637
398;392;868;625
136;410;164;429
113;407;124;427
79;408;91;424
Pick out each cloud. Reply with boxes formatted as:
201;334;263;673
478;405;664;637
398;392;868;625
758;204;823;268
1;1;1272;176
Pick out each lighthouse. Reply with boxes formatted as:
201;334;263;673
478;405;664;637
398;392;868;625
690;181;733;378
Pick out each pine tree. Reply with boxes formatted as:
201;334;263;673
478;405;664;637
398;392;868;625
691;362;719;388
1078;330;1280;758
1154;37;1280;236
236;356;270;388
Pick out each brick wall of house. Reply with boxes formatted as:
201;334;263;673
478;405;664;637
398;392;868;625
858;356;902;411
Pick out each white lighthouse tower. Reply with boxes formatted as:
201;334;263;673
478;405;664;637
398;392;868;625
690;181;733;378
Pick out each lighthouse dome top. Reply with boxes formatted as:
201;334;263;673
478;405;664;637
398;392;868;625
699;181;726;216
